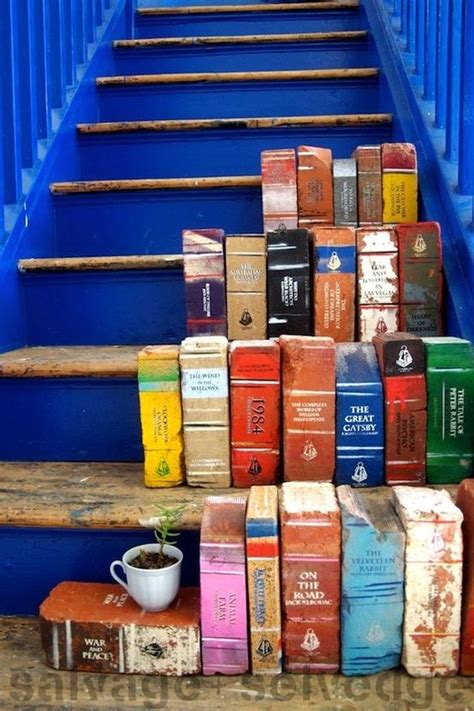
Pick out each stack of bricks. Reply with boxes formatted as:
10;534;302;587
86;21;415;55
280;482;341;672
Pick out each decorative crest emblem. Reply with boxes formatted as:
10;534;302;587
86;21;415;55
247;457;263;477
367;623;385;645
375;317;388;334
144;642;165;659
327;251;342;271
256;639;273;658
156;459;170;478
413;234;427;255
239;309;253;327
396;345;413;369
302;441;317;462
301;628;320;653
352;461;368;484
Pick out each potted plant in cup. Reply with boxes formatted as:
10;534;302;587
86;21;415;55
110;504;186;612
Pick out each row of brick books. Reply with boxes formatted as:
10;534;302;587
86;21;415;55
138;333;474;488
261;143;418;232
182;222;442;343
39;480;474;678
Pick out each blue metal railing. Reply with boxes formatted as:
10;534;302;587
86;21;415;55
0;0;118;239
384;0;473;218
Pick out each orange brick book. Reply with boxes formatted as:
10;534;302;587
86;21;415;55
261;149;298;232
297;145;334;229
281;335;336;481
312;226;356;342
40;583;201;675
456;479;474;675
230;340;280;487
352;145;382;225
280;482;341;673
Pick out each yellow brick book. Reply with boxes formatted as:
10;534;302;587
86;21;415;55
382;143;418;224
138;346;184;487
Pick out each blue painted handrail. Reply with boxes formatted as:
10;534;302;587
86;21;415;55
0;0;118;240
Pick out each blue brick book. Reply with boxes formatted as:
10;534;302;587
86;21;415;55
337;486;405;676
335;343;384;486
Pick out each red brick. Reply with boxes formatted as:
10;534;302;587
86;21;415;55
456;479;474;675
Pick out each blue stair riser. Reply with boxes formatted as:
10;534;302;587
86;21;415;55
53;187;262;256
97;78;381;122
78;124;393;180
0;378;142;461
22;270;186;346
134;11;365;38
0;527;199;615
113;41;375;74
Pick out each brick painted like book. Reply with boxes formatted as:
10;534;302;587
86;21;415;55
138;346;184;488
261;149;298;232
456;479;474;675
40;583;201;675
267;226;311;337
393;486;463;677
246;486;282;674
397;221;443;336
335;343;384;487
226;234;267;340
353;145;382;225
182;229;227;337
373;332;426;485
281;336;336;481
424;337;474;484
338;486;405;676
230;340;280;487
200;496;248;675
297;145;334;229
312;226;356;342
382;143;418;224
333;158;358;226
179;336;230;487
280;482;341;673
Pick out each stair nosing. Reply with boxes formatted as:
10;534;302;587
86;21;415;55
0;346;142;378
96;67;379;87
50;175;262;195
137;2;360;16
76;113;393;135
19;255;184;273
113;30;368;49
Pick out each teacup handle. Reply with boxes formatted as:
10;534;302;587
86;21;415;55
110;560;129;593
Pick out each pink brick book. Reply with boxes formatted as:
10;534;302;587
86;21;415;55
200;495;249;675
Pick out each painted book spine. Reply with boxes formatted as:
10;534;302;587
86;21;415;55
456;479;474;675
182;229;227;337
138;346;184;488
261;149;298;232
382;143;418;224
226;235;267;340
281;336;336;481
353;145;382;225
396;222;443;337
267;227;311;337
333;158;358;226
297;145;334;229
312;226;356;342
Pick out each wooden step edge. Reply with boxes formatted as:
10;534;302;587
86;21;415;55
50;175;262;195
18;254;184;273
113;30;368;49
0;346;142;378
96;67;379;87
137;2;359;16
77;112;393;135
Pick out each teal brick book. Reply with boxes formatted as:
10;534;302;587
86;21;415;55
337;486;405;676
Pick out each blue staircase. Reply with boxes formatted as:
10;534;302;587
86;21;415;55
0;0;472;616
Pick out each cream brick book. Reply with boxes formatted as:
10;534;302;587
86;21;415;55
392;486;463;677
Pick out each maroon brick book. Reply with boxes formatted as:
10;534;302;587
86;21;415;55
456;479;474;675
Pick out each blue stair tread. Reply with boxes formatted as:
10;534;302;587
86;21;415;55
0;346;141;378
0;462;244;530
137;1;360;15
18;255;183;272
113;29;368;47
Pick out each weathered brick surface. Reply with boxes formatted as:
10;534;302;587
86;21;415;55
353;145;382;225
456;479;474;675
261;149;298;232
333;158;357;226
226;235;267;340
382;143;418;224
297;145;334;229
40;583;201;675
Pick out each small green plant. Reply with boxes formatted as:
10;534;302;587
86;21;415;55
152;503;186;556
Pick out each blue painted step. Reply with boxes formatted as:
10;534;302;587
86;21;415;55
96;72;381;122
50;180;262;256
0;347;143;461
112;34;375;74
134;5;365;38
76;116;393;180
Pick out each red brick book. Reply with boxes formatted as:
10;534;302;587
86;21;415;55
456;479;474;675
352;145;382;225
40;583;201;675
261;149;298;232
297;145;334;229
281;335;336;481
280;482;341;672
396;221;443;336
357;227;399;341
373;332;427;485
230;340;280;487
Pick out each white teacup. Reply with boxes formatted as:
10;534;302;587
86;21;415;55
110;543;182;612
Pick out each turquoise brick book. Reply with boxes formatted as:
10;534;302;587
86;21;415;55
335;343;384;486
337;486;405;676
